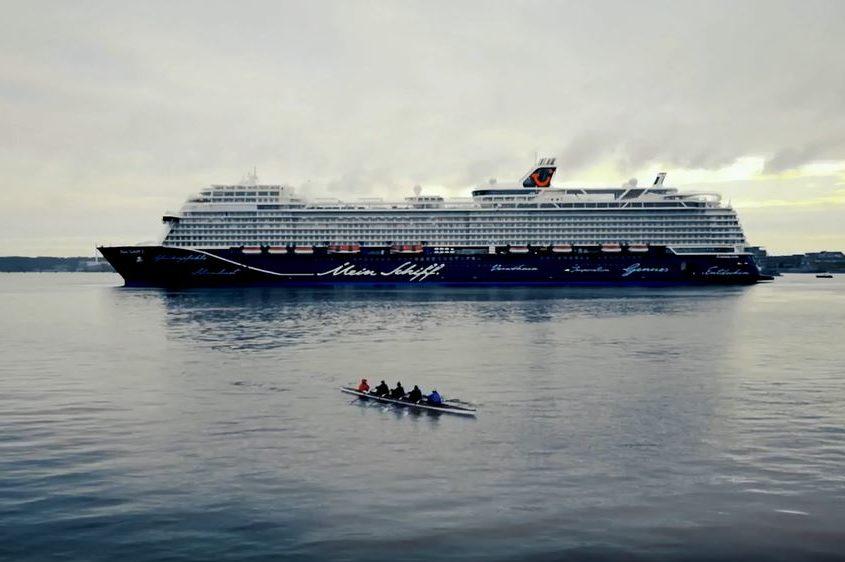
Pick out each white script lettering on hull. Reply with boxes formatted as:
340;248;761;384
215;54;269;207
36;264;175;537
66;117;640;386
318;263;377;277
491;264;539;272
621;263;670;277
564;265;610;273
153;254;207;262
704;267;750;276
192;268;239;276
317;261;445;282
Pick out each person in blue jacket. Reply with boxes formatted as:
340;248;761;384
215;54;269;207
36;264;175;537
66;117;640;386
426;389;442;405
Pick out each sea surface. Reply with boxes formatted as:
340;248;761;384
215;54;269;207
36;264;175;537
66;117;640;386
1;273;844;561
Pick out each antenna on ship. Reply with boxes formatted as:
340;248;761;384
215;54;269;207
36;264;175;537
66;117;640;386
240;167;260;186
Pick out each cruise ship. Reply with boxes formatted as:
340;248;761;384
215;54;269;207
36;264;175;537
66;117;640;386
98;159;770;286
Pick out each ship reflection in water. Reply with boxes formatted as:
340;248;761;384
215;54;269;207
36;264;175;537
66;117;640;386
151;285;748;350
1;274;843;561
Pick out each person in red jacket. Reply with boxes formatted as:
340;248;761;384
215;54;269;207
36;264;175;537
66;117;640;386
357;378;370;392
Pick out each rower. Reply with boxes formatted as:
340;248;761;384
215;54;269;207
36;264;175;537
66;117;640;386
357;378;370;392
427;389;442;405
407;385;423;403
390;381;405;399
373;380;389;396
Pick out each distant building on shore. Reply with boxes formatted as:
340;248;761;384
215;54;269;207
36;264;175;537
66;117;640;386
746;247;845;274
804;251;845;272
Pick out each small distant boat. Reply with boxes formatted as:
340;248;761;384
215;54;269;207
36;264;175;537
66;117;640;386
816;273;833;278
340;387;476;416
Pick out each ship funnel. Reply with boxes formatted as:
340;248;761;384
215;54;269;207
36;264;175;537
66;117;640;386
521;157;557;188
653;172;667;186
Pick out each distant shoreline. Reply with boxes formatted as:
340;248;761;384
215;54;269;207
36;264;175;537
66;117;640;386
0;257;114;273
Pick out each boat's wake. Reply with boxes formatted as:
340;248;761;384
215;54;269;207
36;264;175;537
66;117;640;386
443;397;473;406
231;380;290;392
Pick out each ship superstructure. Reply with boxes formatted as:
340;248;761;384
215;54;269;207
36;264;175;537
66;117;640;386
160;161;746;252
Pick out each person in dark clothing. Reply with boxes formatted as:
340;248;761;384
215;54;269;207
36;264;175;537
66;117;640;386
407;385;423;403
426;389;442;405
373;380;389;396
390;382;405;399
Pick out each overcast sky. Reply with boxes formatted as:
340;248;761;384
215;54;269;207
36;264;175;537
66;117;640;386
1;0;843;255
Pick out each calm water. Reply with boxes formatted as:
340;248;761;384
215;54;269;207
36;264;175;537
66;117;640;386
1;273;844;561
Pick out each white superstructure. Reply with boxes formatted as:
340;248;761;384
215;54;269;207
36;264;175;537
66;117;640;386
162;161;747;253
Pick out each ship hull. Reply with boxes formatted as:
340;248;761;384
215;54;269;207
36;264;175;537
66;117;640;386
98;245;769;287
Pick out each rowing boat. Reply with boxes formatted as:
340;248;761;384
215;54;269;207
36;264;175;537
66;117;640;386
339;387;477;416
340;387;477;416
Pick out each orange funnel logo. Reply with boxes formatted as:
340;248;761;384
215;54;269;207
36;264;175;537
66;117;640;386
523;166;556;188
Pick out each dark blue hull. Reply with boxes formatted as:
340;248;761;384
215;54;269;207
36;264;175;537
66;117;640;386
98;245;770;287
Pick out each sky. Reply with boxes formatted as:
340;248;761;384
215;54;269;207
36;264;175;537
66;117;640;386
1;0;843;256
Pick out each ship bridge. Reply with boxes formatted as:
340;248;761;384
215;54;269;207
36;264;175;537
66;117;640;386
471;164;722;209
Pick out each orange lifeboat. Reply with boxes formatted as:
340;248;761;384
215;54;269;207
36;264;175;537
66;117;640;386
628;244;649;253
601;243;622;253
509;245;530;254
552;244;573;253
391;244;424;254
329;244;361;254
293;246;314;254
268;246;287;254
242;246;262;254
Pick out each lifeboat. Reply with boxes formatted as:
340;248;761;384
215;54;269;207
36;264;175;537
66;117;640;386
391;244;424;254
628;244;649;253
601;243;622;253
293;246;314;254
242;246;262;254
551;244;573;253
509;245;530;254
328;244;361;254
268;246;287;254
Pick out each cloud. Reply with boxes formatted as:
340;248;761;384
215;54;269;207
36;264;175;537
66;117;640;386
1;0;844;254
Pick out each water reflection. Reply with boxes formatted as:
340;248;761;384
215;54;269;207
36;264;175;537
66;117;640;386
5;275;845;561
108;286;748;351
